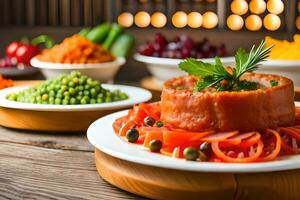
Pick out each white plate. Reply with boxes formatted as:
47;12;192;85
30;57;126;82
134;54;236;81
0;84;152;112
259;60;300;86
88;102;300;173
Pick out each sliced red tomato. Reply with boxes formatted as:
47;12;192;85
211;139;264;163
137;134;146;144
118;119;135;136
200;131;239;143
258;129;281;161
163;129;213;146
279;127;300;154
138;126;166;135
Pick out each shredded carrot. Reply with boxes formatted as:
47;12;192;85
0;74;13;89
37;34;115;64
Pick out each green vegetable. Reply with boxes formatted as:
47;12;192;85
126;128;139;143
143;116;156;126
183;147;199;161
179;41;273;92
156;121;164;127
6;71;128;105
270;80;279;87
110;33;134;57
86;23;111;43
78;28;91;37
149;140;162;152
31;35;55;48
102;23;123;50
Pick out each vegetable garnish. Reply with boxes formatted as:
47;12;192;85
179;40;273;91
113;102;300;163
270;80;279;87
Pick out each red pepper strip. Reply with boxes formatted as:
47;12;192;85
258;129;281;162
139;103;160;121
223;132;257;145
279;127;300;154
163;129;213;146
279;127;300;141
235;132;261;148
112;116;127;134
200;131;239;143
211;139;264;163
118;119;135;136
143;131;163;148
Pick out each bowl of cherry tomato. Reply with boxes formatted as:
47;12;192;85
134;33;235;82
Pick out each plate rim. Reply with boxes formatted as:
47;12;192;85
30;57;126;69
133;53;235;66
0;84;152;112
87;102;300;173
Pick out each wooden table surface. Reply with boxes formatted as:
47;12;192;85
0;127;146;200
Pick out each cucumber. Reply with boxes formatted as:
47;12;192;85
86;23;111;43
110;34;135;58
102;23;123;50
78;28;91;37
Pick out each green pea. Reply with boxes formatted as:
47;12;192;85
70;97;77;105
97;98;103;103
64;91;70;97
90;98;96;104
62;99;69;105
126;128;139;143
42;94;49;101
80;98;87;104
149;140;162;152
69;88;76;95
105;97;112;102
55;98;61;105
62;78;68;85
84;90;90;96
183;147;199;161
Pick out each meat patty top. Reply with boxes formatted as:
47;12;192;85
161;73;295;132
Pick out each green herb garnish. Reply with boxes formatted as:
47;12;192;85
270;80;279;87
179;40;272;91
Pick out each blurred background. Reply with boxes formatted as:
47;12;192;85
0;0;298;82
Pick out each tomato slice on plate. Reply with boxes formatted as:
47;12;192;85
143;131;163;148
112;116;127;134
211;138;264;163
258;129;281;161
118;119;135;136
279;127;300;154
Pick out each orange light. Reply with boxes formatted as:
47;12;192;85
264;14;281;31
135;11;151;28
227;14;244;31
202;11;218;29
187;12;203;28
249;0;266;14
296;16;300;31
118;12;134;28
231;0;249;15
267;0;284;15
172;11;187;28
245;15;262;31
151;12;167;28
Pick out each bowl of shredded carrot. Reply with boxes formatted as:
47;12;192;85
31;35;125;82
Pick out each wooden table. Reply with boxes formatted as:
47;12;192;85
0;127;146;199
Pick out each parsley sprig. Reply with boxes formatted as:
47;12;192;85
179;40;273;91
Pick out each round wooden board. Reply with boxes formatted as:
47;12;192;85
0;81;122;132
95;149;300;200
141;77;300;101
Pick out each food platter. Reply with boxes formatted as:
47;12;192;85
88;102;300;173
0;84;151;132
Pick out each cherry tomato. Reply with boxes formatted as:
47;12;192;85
15;44;40;64
6;41;22;58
